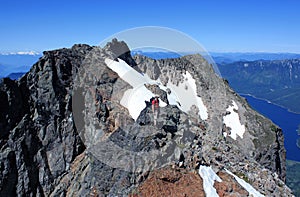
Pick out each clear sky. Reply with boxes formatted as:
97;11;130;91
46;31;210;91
1;0;300;53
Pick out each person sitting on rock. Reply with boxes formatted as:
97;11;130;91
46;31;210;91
152;95;160;126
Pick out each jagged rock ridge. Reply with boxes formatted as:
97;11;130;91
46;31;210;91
0;39;294;196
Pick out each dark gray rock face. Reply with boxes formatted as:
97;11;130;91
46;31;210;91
0;44;90;196
0;78;26;138
144;84;169;104
0;40;294;196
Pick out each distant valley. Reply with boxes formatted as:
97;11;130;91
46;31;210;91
218;59;300;113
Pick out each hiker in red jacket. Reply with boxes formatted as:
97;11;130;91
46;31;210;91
152;96;160;126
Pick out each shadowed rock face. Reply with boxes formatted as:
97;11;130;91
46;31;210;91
0;44;90;196
0;40;294;196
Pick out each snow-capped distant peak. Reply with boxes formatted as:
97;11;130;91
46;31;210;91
15;51;40;55
0;51;41;55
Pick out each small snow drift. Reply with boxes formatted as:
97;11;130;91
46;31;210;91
104;58;208;120
199;165;222;197
225;169;264;197
223;100;245;140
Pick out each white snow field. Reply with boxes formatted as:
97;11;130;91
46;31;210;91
105;58;208;120
223;100;245;140
162;71;208;120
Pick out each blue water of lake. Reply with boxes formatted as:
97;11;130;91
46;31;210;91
241;94;300;161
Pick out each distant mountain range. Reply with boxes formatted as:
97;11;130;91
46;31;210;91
218;59;300;113
3;50;300;77
211;52;300;63
0;53;41;78
6;72;26;80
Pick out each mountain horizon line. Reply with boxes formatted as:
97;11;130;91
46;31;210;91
1;48;300;56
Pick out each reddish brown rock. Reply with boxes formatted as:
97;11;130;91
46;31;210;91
214;171;249;197
134;167;205;197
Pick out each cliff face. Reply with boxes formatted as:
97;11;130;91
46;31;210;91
0;40;293;196
0;45;90;196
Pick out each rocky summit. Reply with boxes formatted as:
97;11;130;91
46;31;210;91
0;39;294;196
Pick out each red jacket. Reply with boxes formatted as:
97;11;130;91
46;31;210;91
152;98;159;109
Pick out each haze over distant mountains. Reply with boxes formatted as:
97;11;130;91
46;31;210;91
132;50;300;62
0;53;41;78
2;50;300;79
211;52;300;63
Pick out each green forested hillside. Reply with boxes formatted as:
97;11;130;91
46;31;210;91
218;59;300;113
286;160;300;196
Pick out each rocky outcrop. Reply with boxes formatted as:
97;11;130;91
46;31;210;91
0;44;90;196
214;171;249;196
0;78;26;138
133;166;205;197
0;39;294;196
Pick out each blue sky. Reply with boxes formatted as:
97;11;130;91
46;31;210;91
1;0;300;53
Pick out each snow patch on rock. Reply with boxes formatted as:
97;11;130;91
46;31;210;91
164;71;208;120
223;100;245;140
225;169;265;197
199;165;222;197
184;71;208;120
